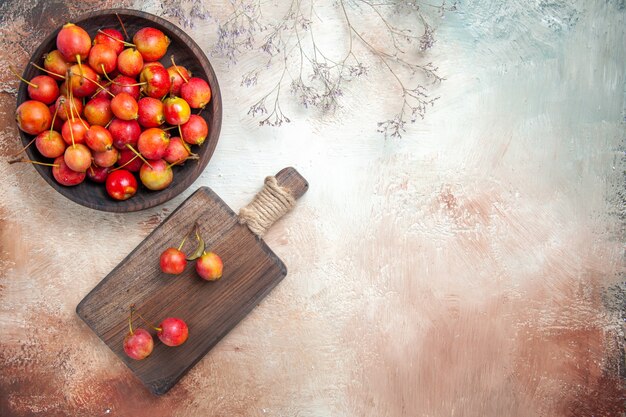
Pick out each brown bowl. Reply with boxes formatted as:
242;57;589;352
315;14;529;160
16;9;222;212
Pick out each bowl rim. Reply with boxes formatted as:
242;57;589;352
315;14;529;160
17;8;222;213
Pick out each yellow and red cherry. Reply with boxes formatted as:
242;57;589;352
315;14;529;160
139;65;171;99
164;137;193;165
85;125;113;152
167;59;191;96
64;143;92;173
196;252;223;281
139;159;173;191
93;147;119;168
117;48;143;77
111;92;138;120
133;27;170;62
16;100;51;135
54;95;83;121
68;63;100;97
137;128;169;159
163;96;190;126
84;97;113;126
35;130;66;159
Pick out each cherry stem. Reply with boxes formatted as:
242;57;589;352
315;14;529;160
196;107;205;116
131;305;160;332
177;228;191;251
128;305;134;335
9;158;58;167
8;65;37;88
97;29;135;47
49;102;60;139
30;62;65;79
110;153;138;171
116;13;130;41
170;55;188;83
125;144;153;169
10;137;36;157
76;55;85;80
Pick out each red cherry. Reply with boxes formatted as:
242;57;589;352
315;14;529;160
43;50;70;81
109;118;141;150
27;75;59;105
86;164;110;183
137;97;164;128
157;317;188;347
180;114;208;145
110;75;141;100
123;328;154;360
160;248;187;275
180;78;211;109
116;148;143;172
52;155;86;186
56;23;91;62
88;43;117;75
106;169;138;201
94;28;125;55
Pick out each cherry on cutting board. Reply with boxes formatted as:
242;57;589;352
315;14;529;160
123;305;154;360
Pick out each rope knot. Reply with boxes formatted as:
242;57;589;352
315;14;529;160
238;176;295;237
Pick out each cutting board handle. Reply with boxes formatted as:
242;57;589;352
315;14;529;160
238;167;309;237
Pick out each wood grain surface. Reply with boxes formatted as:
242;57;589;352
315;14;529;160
76;168;307;395
16;9;222;212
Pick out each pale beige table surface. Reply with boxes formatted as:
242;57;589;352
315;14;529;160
1;1;624;416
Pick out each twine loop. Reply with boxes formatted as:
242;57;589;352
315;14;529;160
239;176;295;237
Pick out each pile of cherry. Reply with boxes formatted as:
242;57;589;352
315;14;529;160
14;22;211;201
124;224;223;360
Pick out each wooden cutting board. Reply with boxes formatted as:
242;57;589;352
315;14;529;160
76;167;308;395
